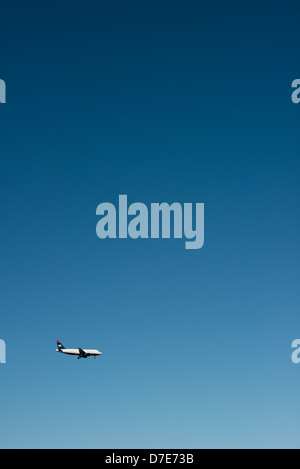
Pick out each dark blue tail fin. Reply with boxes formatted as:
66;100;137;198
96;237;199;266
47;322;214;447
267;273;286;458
56;340;65;350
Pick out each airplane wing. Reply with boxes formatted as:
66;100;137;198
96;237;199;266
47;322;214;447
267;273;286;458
78;348;87;357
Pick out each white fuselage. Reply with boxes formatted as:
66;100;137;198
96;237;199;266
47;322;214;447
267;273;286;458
56;348;102;356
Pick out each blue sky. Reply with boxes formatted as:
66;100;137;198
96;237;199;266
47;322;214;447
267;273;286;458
0;0;299;448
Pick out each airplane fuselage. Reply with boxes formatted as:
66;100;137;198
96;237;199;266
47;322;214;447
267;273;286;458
56;340;102;359
56;348;102;356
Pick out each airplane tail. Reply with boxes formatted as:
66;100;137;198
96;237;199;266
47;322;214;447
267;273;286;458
56;340;65;350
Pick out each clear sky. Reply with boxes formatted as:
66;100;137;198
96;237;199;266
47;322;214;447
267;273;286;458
0;0;299;448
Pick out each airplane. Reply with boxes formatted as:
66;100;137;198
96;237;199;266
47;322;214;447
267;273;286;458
56;340;102;359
